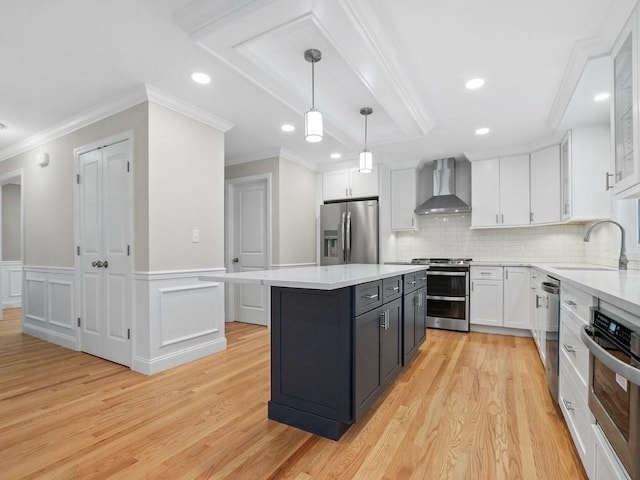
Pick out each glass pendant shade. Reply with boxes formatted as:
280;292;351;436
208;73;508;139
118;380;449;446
359;150;373;173
305;109;323;143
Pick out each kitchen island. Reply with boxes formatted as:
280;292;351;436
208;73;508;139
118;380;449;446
200;264;428;440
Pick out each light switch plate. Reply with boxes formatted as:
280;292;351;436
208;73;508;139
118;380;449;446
192;229;200;243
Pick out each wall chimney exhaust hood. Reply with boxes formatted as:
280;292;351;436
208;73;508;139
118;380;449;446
414;158;471;215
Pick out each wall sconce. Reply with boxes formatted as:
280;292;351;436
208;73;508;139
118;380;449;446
36;152;49;167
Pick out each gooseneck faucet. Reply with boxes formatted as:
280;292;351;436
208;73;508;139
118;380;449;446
583;220;628;270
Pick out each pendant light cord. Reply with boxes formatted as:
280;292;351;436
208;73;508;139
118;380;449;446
311;61;315;110
364;114;368;150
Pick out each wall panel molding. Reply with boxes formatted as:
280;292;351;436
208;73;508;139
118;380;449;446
1;261;23;308
22;266;77;349
133;268;227;375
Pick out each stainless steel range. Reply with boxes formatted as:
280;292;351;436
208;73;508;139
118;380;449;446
411;258;471;332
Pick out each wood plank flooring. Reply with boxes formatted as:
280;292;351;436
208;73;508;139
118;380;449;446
0;307;586;479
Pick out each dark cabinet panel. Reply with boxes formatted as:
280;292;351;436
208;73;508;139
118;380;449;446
382;275;403;303
415;286;426;346
403;286;426;364
354;280;383;316
380;298;402;388
354;307;382;419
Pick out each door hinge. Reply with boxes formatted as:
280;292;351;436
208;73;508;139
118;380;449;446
76;174;80;184
127;329;131;340
77;317;81;327
127;245;130;256
127;161;130;173
530;212;534;222
77;246;80;256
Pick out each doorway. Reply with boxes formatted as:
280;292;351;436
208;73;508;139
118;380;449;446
0;169;24;321
225;174;271;326
75;135;133;366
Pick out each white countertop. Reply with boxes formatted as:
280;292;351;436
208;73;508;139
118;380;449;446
199;264;427;290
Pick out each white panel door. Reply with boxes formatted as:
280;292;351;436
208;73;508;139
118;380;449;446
78;140;131;366
471;159;500;227
503;267;531;329
499;155;530;226
349;166;378;198
390;168;416;230
470;279;503;327
232;180;268;325
530;145;561;224
323;169;350;201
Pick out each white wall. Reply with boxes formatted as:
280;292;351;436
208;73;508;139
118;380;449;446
2;184;21;261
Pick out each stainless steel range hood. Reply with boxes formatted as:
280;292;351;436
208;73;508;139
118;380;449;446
414;158;471;215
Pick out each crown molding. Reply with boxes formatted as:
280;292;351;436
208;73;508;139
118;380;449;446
145;85;234;132
0;84;233;163
278;148;318;172
224;148;282;166
464;132;565;162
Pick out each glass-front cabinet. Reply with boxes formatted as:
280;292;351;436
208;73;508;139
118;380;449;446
611;8;640;197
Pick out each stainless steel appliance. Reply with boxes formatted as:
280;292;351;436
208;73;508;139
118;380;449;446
414;158;471;215
541;276;560;402
581;306;640;480
411;258;470;332
320;199;378;265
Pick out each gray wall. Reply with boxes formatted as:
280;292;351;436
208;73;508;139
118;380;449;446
147;102;225;270
0;103;149;269
225;156;317;266
2;184;21;261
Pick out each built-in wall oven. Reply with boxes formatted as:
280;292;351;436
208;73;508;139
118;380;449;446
581;306;640;480
411;258;470;332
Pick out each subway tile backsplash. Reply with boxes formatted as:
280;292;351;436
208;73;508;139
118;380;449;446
396;214;640;270
396;215;587;263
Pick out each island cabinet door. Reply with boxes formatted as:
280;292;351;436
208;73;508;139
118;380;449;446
403;292;417;364
415;286;426;346
354;306;382;420
380;298;402;389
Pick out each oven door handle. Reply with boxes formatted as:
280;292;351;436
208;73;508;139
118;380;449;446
427;271;466;277
426;295;466;302
581;326;640;387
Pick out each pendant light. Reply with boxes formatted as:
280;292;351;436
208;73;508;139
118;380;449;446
304;49;323;143
359;107;373;173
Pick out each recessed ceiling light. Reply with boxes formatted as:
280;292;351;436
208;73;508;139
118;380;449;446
330;153;342;159
191;72;211;85
281;124;295;132
593;92;611;102
475;127;490;135
465;78;485;90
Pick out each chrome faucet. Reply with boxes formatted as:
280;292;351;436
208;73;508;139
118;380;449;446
583;220;628;270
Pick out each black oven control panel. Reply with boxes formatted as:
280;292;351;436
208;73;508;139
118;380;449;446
594;310;632;350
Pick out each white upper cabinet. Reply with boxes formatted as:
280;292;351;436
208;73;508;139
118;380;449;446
390;168;417;231
323;166;379;201
471;155;529;227
562;128;612;222
530;144;561;224
610;8;640;198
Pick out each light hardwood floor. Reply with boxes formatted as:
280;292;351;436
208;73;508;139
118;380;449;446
0;307;586;479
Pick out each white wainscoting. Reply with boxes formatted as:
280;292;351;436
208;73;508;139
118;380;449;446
133;268;226;375
1;261;23;308
22;266;77;349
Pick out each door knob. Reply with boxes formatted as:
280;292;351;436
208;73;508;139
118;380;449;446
102;261;108;269
92;261;98;268
95;260;104;268
232;257;239;263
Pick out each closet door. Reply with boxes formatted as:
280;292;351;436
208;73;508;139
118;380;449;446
78;140;132;366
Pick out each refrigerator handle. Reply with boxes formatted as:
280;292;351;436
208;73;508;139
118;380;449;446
346;211;352;263
340;212;347;263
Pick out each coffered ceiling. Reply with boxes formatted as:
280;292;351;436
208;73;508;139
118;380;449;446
0;0;636;169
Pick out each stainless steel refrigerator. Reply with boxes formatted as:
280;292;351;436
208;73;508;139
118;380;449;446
320;199;379;265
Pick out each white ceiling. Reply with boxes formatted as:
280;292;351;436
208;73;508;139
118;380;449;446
0;0;636;169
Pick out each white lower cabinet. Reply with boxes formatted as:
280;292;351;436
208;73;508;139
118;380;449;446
593;425;632;480
559;354;594;478
530;268;545;362
470;266;530;330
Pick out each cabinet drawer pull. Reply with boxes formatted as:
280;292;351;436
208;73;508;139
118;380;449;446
480;272;492;275
379;310;389;330
564;300;577;307
563;344;576;354
410;281;416;285
420;277;427;281
364;293;379;299
562;398;575;412
391;286;400;291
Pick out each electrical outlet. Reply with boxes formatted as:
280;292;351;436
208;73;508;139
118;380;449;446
192;229;200;243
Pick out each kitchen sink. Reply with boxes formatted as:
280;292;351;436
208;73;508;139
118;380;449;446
552;266;614;271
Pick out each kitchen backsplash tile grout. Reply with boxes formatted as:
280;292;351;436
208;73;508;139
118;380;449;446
395;215;639;270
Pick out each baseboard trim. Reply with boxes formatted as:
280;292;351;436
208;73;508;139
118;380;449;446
23;322;78;350
470;324;532;338
132;337;227;375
